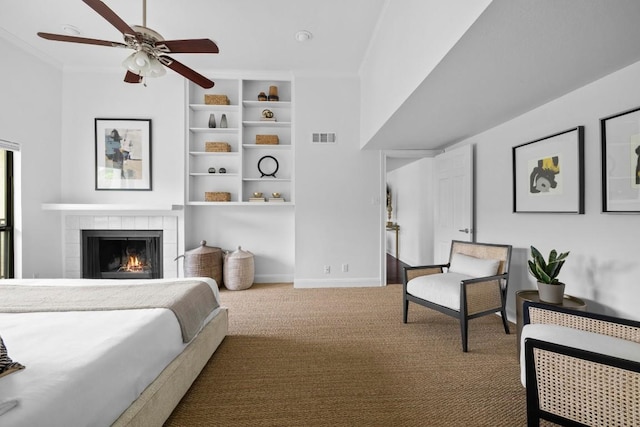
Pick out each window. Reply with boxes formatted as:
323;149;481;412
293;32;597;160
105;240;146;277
0;150;14;278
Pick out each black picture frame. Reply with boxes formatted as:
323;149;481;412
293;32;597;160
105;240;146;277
512;126;584;213
601;106;640;213
95;118;152;191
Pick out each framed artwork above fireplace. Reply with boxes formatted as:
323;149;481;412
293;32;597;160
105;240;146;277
95;118;152;190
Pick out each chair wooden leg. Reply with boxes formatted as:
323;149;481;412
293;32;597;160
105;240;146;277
403;298;408;323
460;317;468;352
501;308;510;334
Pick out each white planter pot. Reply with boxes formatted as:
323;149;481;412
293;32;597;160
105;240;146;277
537;282;565;304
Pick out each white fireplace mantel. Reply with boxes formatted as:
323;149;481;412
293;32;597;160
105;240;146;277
42;203;183;212
51;205;183;279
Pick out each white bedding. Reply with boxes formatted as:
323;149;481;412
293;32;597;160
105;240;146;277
0;277;222;427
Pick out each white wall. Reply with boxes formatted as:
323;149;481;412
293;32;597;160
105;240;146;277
185;206;294;283
457;59;640;322
60;71;185;205
294;75;382;287
0;35;63;278
386;158;434;266
359;0;491;148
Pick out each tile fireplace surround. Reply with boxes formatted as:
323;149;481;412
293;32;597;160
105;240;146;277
59;209;180;279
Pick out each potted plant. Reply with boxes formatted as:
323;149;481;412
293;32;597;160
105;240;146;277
527;246;570;304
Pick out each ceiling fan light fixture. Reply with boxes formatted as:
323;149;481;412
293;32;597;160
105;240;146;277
122;50;165;78
148;56;166;77
134;50;151;69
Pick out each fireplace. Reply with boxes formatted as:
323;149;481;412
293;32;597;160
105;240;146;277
82;230;163;279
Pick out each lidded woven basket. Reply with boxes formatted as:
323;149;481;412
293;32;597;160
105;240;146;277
223;246;254;290
176;240;222;287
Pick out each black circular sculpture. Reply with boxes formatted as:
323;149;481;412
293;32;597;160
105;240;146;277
258;155;279;178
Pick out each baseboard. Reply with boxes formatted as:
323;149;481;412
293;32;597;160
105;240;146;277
254;273;294;283
294;277;383;288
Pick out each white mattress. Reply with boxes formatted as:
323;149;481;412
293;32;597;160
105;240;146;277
0;278;222;427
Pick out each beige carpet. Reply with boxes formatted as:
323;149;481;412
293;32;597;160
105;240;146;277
165;283;531;426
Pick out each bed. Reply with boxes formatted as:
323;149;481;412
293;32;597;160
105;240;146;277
0;277;228;427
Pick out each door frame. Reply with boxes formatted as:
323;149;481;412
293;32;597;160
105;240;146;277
380;149;441;285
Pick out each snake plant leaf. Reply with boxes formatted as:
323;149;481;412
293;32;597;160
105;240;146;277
529;246;569;284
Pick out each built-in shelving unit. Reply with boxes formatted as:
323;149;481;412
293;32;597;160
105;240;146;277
186;78;293;205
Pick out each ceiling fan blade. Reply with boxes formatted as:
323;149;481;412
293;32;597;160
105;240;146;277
124;71;142;84
37;32;127;48
82;0;137;37
157;39;219;54
160;56;214;89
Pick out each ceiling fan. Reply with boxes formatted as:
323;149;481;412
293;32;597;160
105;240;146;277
37;0;218;88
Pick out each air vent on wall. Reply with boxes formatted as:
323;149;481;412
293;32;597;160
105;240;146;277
312;132;336;144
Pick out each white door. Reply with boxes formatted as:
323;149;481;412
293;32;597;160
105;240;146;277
433;144;474;263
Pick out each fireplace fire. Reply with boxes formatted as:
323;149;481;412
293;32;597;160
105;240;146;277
82;230;163;279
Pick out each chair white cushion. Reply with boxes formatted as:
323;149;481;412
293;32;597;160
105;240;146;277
520;323;640;386
406;272;473;311
448;253;500;278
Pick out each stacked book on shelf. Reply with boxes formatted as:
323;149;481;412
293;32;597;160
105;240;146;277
249;197;266;202
269;198;285;202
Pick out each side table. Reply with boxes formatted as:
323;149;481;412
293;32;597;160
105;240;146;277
386;223;400;259
515;290;587;358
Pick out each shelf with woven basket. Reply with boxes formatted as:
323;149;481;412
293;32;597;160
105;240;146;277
186;77;293;205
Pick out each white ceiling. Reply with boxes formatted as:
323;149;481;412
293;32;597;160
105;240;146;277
0;0;385;73
3;1;640;154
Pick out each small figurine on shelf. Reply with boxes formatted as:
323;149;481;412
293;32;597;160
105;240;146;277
260;109;276;122
268;85;279;101
257;92;267;101
219;168;226;174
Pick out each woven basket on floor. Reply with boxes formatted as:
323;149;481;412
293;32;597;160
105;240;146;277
175;240;222;287
223;246;254;290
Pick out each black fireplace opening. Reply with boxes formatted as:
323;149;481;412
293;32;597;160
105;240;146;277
82;230;163;279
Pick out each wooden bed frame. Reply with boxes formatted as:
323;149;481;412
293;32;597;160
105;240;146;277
113;307;228;426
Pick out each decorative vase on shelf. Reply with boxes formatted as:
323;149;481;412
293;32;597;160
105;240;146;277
220;114;228;128
537;281;565;304
208;114;216;128
268;85;279;101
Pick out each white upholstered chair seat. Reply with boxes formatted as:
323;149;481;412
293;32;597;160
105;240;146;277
406;272;473;311
403;240;512;352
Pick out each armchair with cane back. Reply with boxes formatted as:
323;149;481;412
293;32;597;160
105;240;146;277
521;301;640;426
403;240;512;352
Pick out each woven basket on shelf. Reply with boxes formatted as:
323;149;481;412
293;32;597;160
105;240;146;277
205;192;231;202
175;240;222;287
223;246;254;290
205;142;230;152
256;134;279;145
204;94;229;105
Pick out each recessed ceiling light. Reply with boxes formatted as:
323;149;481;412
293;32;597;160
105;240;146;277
294;30;312;42
62;24;81;36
